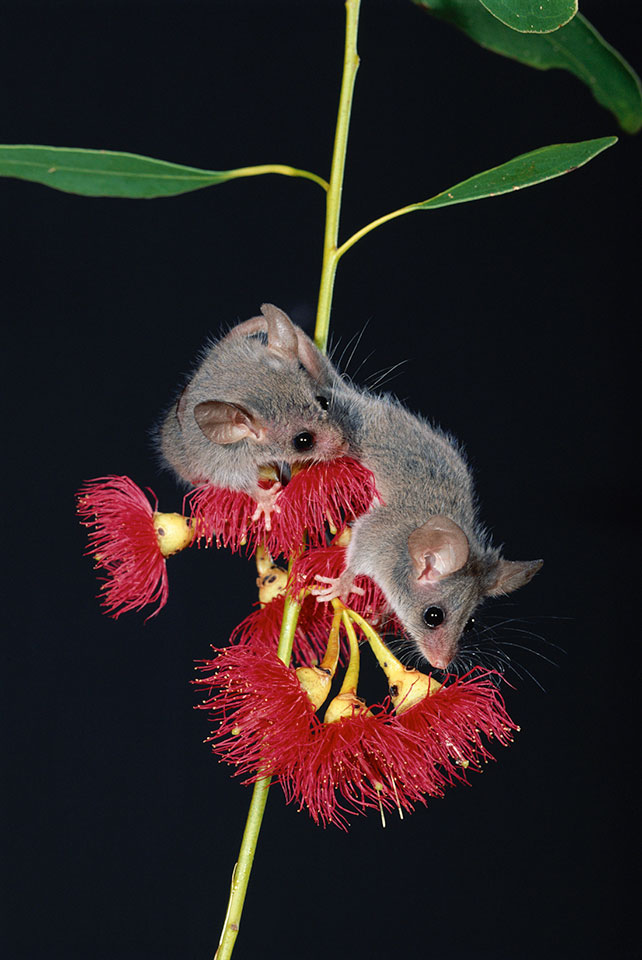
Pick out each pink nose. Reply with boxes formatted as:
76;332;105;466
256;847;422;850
429;654;449;670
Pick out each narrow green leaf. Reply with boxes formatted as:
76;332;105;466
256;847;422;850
0;145;232;197
413;2;642;133
479;0;577;34
337;136;617;259
409;136;616;211
0;145;328;198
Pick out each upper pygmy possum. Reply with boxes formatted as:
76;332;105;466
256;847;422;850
159;303;347;527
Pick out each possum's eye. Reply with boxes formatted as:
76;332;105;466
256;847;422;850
293;431;315;452
316;395;329;411
464;617;476;632
422;606;445;628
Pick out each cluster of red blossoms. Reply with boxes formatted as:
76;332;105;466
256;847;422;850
76;457;377;621
77;458;519;829
195;637;517;829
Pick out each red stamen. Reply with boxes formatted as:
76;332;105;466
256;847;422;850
76;476;168;618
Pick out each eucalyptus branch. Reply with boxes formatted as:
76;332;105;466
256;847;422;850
314;0;362;352
213;6;364;950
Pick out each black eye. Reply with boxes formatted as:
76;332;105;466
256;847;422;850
464;617;476;632
422;606;445;628
316;395;329;410
293;431;315;452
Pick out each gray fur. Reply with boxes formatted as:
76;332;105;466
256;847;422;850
159;305;346;497
326;379;543;669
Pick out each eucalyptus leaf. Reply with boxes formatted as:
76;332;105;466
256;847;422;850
479;0;577;34
0;146;233;197
414;2;642;133
408;136;616;211
0;145;327;198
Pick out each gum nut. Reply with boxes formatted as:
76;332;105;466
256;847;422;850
296;666;333;710
388;669;441;715
153;513;194;557
335;527;352;547
324;692;372;724
258;568;288;604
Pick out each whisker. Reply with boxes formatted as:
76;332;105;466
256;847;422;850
339;321;371;376
365;359;409;392
497;641;560;668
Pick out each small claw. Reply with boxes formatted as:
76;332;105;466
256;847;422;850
251;482;282;530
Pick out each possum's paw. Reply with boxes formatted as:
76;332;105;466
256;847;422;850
251;482;282;531
312;573;365;603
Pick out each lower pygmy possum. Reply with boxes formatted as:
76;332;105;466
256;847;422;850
159;303;347;527
313;352;543;670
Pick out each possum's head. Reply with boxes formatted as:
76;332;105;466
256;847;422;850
399;516;542;670
174;304;348;478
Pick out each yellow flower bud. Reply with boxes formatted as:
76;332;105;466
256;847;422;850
296;665;334;711
323;691;372;724
153;513;194;557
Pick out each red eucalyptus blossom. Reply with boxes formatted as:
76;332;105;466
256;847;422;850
77;476;192;618
278;457;379;549
395;669;518;772
196;640;518;830
187;457;379;557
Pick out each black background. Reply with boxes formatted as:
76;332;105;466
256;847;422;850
2;1;639;958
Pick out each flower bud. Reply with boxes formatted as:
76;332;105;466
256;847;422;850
296;665;334;710
324;691;372;724
153;512;194;557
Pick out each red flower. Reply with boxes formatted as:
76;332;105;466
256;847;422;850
196;641;518;830
276;457;379;550
396;669;518;773
195;644;317;780
290;543;387;621
77;476;192;618
279;707;446;829
185;483;262;554
186;457;379;557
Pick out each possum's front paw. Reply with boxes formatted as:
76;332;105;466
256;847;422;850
312;572;365;604
251;482;282;531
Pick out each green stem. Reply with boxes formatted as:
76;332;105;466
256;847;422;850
215;3;363;954
214;777;271;960
225;163;329;192
314;0;362;352
336;202;416;260
214;577;303;960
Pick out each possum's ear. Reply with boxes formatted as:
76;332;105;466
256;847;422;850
486;559;543;596
408;516;470;583
294;327;337;385
259;304;300;360
194;401;265;445
222;304;300;363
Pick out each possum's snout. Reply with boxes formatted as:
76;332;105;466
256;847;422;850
417;635;457;670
